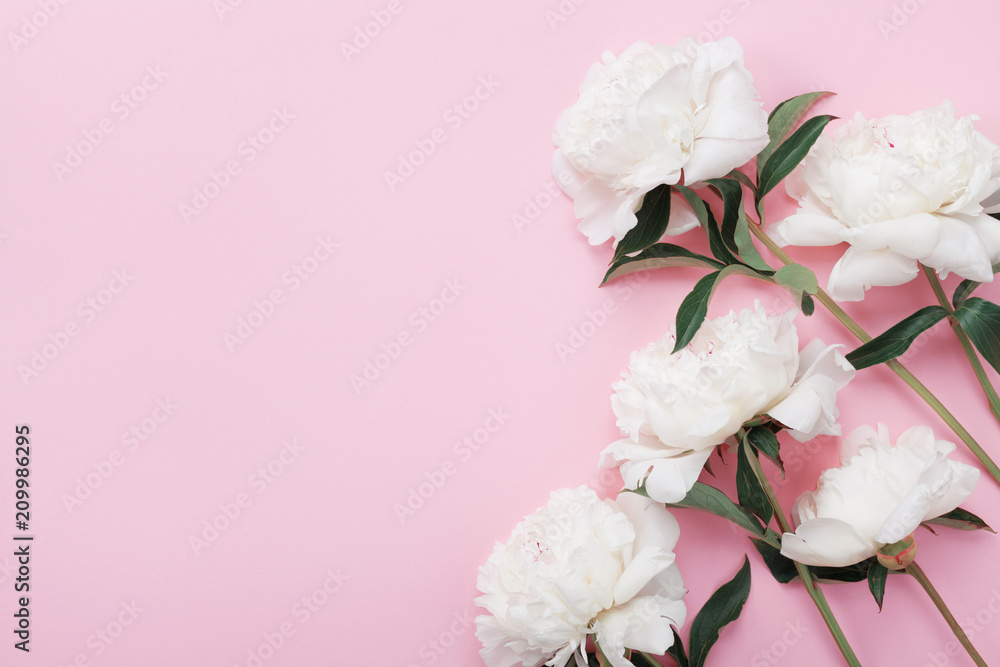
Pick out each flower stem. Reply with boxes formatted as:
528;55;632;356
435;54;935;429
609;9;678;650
921;264;1000;424
746;220;1000;485
740;441;863;666
905;562;988;667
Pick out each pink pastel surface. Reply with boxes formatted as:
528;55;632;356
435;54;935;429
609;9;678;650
3;0;1000;665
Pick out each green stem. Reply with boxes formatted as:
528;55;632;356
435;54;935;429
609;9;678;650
740;439;863;666
921;264;1000;423
905;562;987;667
746;221;1000;485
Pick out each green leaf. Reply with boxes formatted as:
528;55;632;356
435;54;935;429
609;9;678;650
613;184;672;262
688;556;752;667
601;243;725;285
758;92;834;177
800;293;816;316
672;271;721;354
675;186;739;266
726;168;757;195
746;426;783;478
845;306;948;370
756;114;836;204
811;559;873;583
750;538;797;584
662;482;765;538
774;264;819;305
867;560;888;612
664;629;689;667
923;507;996;533
733;205;772;273
706;179;743;255
952;262;1000;308
671;264;770;353
954;297;1000;375
736;441;772;526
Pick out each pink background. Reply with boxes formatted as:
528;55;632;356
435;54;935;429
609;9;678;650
3;0;1000;665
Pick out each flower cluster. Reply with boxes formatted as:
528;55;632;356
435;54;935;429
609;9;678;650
477;34;994;667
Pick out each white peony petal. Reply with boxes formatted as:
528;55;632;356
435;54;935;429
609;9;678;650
664;191;701;236
613;546;675;606
769;211;845;247
968;212;1000;263
613;492;682;556
767;340;854;441
682;135;768;186
827;246;919;301
551;150;590;199
840;213;941;257
638;448;715;503
780;518;875;567
919;214;994;281
876;452;979;544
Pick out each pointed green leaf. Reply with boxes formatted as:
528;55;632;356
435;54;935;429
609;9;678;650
688;557;752;667
664;629;689;667
671;265;770;353
954;297;1000;375
758;92;834;177
746;426;783;478
757;115;836;203
726;168;757;195
845;306;948;370
672;271;721;354
952;262;1000;308
737;441;772;526
706;178;743;255
661;482;765;538
750;538;797;584
675;186;739;266
613;184;672;262
733;205;772;273
867;560;888;611
923;507;996;533
602;243;725;285
800;293;816;316
811;559;873;583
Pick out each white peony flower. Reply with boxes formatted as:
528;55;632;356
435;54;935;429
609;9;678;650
602;303;855;503
552;38;769;246
475;486;686;667
780;423;980;568
771;102;1000;301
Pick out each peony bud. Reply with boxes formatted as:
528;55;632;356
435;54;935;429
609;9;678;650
876;534;917;570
